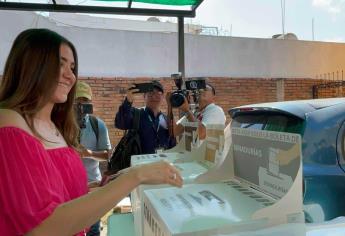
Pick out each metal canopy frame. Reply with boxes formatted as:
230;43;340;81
0;1;199;17
0;0;204;76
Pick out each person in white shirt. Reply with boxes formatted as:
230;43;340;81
171;83;226;140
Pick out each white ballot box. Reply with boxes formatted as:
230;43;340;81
142;128;304;236
217;222;306;236
132;124;226;236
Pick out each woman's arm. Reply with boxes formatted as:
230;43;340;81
27;161;182;236
0;109;182;236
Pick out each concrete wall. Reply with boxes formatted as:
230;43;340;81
1;11;345;79
49;12;202;34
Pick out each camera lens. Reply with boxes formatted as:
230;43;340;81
170;92;185;108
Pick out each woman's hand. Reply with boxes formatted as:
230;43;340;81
123;161;183;188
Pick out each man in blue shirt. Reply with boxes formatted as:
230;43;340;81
115;81;175;154
75;81;111;236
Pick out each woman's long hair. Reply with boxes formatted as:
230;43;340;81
0;28;79;148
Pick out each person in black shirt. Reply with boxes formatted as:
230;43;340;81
115;81;175;154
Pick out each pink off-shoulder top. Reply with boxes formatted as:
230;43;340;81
0;127;88;235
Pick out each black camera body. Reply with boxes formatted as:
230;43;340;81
169;74;206;108
130;82;154;94
185;79;206;91
170;89;189;108
75;103;93;129
77;103;93;115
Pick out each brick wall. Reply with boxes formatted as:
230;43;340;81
83;77;177;146
0;76;331;146
80;77;324;147
284;78;321;100
312;80;345;98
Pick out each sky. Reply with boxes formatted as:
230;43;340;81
192;0;345;42
64;0;345;42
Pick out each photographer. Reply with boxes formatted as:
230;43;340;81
75;81;111;236
115;81;176;154
171;83;226;140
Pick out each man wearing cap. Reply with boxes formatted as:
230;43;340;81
115;81;175;154
75;81;111;236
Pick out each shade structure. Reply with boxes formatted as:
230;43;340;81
0;0;204;17
95;0;200;6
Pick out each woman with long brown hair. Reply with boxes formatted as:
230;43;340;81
0;28;182;235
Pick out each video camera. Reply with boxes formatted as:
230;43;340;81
169;73;206;108
75;103;93;129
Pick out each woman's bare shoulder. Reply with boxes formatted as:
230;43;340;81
0;109;32;134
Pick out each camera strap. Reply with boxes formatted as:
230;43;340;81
167;105;174;138
196;112;203;121
146;112;160;134
89;115;99;143
132;108;141;131
145;108;165;149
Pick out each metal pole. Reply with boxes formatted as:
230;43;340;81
281;0;285;39
178;16;185;77
312;18;315;41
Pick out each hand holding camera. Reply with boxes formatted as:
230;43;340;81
127;82;156;102
126;84;139;103
169;73;206;109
